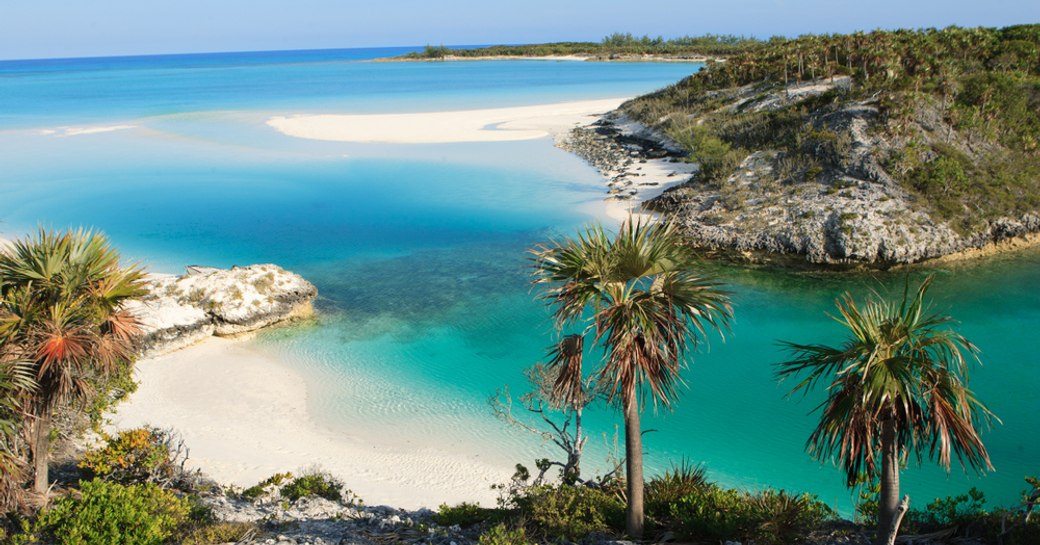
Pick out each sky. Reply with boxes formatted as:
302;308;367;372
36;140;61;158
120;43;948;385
2;0;1038;60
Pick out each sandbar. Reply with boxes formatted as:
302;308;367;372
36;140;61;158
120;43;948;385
267;98;628;144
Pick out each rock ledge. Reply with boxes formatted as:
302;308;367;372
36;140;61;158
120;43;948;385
127;264;317;358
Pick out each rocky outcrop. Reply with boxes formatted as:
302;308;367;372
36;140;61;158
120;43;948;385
127;264;317;358
567;78;1040;268
557;113;698;210
201;494;477;545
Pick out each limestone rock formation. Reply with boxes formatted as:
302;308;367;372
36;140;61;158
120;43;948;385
127;264;317;357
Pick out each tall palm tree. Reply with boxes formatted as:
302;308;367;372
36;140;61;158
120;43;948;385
0;228;145;495
531;218;732;538
776;276;994;545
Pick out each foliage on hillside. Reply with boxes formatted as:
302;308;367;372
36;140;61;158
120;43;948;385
624;25;1040;232
402;33;764;59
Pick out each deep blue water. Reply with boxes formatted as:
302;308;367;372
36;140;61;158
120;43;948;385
1;47;1037;513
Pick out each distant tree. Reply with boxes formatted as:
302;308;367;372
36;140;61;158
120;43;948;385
531;218;732;538
421;44;452;58
0;228;145;496
777;276;995;545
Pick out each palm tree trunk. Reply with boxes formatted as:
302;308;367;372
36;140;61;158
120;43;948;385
573;408;583;481
623;390;644;539
876;417;900;545
32;408;51;495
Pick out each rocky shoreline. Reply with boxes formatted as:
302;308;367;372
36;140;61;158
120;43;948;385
127;264;317;358
556;112;698;217
558;88;1040;268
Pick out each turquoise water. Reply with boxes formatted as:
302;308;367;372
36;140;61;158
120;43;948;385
1;48;1037;513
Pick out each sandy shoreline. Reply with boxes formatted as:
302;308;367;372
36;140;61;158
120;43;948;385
267;98;628;144
110;338;509;508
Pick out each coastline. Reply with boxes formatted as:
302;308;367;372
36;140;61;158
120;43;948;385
375;54;712;63
110;337;511;508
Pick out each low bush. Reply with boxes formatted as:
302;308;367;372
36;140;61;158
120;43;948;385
747;489;835;545
240;472;293;502
434;502;504;527
174;521;259;545
669;484;752;542
514;485;624;541
477;523;530;545
645;460;709;522
667;484;833;545
280;471;355;504
79;427;183;486
14;479;189;545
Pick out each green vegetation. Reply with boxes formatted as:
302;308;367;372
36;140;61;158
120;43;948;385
530;218;732;538
401;33;763;59
79;428;187;487
439;468;836;545
624;25;1040;231
13;479;189;545
778;276;994;544
239;471;293;502
279;470;353;503
0;229;146;501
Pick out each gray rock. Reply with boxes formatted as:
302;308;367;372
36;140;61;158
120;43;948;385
562;79;1040;267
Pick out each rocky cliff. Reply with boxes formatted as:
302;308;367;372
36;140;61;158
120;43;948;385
126;264;317;357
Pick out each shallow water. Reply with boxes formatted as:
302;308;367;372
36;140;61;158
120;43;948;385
1;47;1036;513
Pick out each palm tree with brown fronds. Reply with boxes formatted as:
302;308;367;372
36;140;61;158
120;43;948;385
776;276;995;545
0;228;145;495
531;217;732;538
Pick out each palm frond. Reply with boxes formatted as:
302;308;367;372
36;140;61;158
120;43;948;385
776;275;994;485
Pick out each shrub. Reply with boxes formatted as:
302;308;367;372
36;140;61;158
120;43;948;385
667;484;834;545
645;460;709;522
79;427;185;487
514;485;624;540
911;487;988;529
280;471;355;503
175;521;258;545
434;502;503;527
746;489;835;545
240;472;293;502
15;479;189;545
477;523;530;545
84;363;138;429
669;485;752;542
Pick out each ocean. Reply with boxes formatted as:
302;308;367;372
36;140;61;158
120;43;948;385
1;46;1037;513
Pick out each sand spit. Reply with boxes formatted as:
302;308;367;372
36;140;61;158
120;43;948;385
266;98;629;144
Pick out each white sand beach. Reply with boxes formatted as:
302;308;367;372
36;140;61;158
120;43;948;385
267;98;628;144
110;338;510;508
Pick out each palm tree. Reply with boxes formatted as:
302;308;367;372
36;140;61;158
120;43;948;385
0;228;145;495
776;276;994;545
531;218;732;538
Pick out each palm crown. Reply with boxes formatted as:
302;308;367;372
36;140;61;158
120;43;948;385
777;276;994;485
777;276;995;544
0;228;146;495
532;218;732;407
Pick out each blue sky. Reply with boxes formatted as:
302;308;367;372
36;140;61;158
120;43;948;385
2;0;1038;60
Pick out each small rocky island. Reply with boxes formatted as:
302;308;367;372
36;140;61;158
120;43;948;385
127;264;317;357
